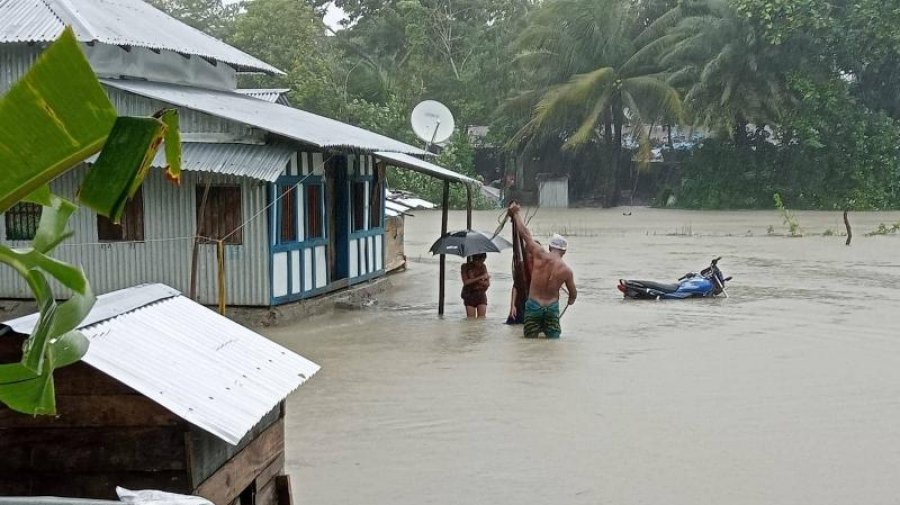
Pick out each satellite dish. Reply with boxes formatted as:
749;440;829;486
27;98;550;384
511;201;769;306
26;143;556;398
411;100;455;146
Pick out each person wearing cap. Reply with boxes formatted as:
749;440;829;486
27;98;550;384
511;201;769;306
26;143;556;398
507;202;577;338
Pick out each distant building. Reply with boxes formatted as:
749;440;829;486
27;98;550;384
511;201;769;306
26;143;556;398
0;0;474;306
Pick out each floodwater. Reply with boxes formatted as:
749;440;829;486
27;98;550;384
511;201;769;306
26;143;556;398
265;208;900;505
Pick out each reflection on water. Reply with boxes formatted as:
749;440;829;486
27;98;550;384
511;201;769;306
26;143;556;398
265;208;900;505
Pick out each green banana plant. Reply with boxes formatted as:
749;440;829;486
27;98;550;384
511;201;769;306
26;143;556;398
0;27;181;415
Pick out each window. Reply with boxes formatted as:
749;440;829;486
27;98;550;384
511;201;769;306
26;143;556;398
305;184;324;239
352;181;366;232
196;186;242;244
278;185;296;243
370;168;384;229
4;202;42;241
97;186;145;241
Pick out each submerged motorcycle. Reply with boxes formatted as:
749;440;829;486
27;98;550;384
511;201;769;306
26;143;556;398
617;257;732;300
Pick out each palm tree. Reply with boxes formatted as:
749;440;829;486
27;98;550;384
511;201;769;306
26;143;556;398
507;0;682;204
657;0;793;140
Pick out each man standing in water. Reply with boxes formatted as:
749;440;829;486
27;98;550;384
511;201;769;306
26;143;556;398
508;202;577;338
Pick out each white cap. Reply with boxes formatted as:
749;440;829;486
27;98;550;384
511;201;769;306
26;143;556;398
549;233;568;251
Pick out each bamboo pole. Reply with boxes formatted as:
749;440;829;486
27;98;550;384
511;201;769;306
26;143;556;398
438;180;450;316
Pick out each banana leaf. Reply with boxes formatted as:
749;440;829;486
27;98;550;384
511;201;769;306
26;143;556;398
0;27;117;213
78;116;168;221
0;28;180;415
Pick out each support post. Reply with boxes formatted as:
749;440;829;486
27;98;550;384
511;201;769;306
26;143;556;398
190;179;212;300
438;180;450;316
466;183;473;230
216;239;227;315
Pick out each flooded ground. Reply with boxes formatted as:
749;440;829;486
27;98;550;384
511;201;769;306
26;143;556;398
265;208;900;505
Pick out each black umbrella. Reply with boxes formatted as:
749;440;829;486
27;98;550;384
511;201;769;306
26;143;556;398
429;229;513;257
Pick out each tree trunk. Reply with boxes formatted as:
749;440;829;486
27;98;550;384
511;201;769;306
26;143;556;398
843;209;852;246
610;101;626;207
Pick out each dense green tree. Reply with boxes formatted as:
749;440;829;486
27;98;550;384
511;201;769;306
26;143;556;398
227;0;350;117
508;0;681;203
657;0;793;139
734;0;900;119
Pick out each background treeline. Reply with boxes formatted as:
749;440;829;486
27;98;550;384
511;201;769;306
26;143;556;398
150;0;900;210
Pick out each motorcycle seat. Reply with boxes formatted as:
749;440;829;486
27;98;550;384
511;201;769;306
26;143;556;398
626;280;680;293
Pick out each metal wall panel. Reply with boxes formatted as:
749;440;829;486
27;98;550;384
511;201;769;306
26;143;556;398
0;166;271;305
0;44;42;95
107;87;250;137
538;178;570;208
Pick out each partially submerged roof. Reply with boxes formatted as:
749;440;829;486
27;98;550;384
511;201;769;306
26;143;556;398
375;151;478;184
104;79;430;156
0;0;281;74
386;192;436;217
2;284;320;445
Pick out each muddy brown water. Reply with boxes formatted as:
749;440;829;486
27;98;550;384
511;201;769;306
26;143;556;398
265;208;900;505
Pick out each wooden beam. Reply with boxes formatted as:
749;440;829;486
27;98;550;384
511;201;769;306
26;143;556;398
195;418;285;505
0;426;187;472
275;475;293;505
0;395;180;428
248;453;286;505
438;180;450;316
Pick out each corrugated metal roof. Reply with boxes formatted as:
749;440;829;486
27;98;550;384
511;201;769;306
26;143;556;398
385;201;408;217
237;88;291;104
0;0;282;75
0;0;64;42
375;151;477;184
157;142;293;182
3;284;320;445
85;142;294;182
104;79;431;156
385;192;436;217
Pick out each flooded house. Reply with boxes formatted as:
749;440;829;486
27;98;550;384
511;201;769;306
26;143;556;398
0;284;320;503
0;0;474;308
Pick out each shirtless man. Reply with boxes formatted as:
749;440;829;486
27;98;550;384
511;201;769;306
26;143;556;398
508;202;577;338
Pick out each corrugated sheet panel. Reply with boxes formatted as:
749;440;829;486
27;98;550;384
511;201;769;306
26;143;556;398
0;166;271;305
167;143;293;182
538;177;569;208
103;79;430;155
106;86;249;138
0;0;61;43
0;44;42;95
237;88;290;104
376;151;477;184
3;284;321;445
86;143;294;182
0;0;281;74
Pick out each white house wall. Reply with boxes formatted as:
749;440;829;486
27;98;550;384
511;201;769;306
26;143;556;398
348;155;384;280
0;167;270;305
